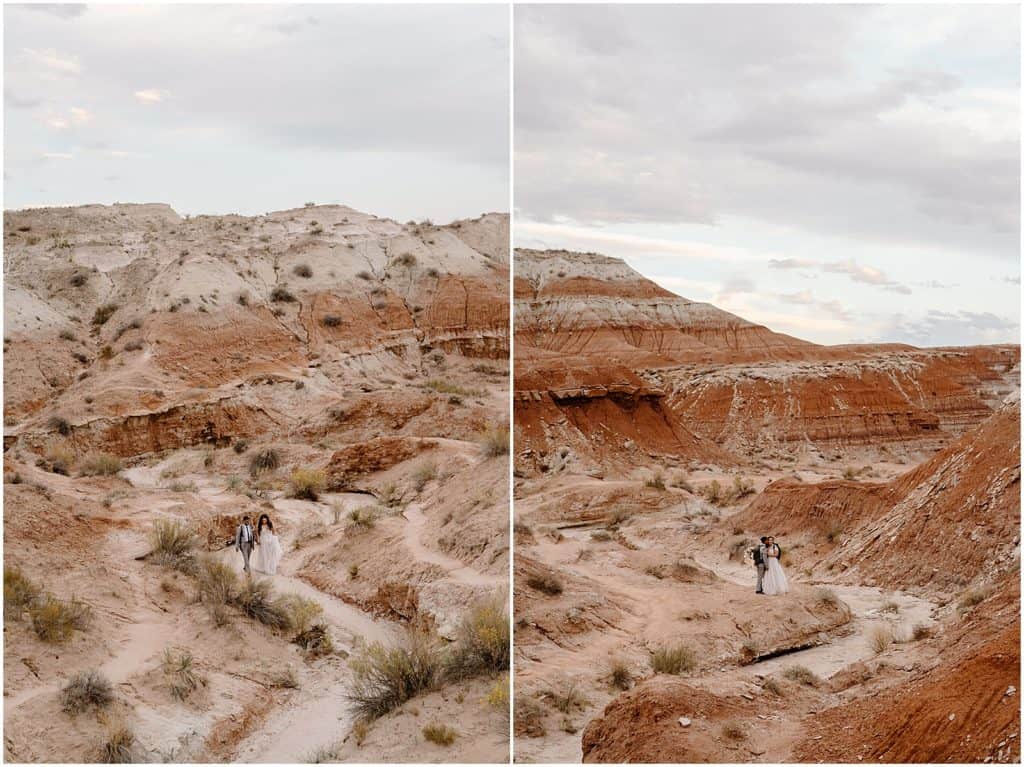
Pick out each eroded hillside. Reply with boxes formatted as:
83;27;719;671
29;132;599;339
3;204;510;764
512;248;1019;764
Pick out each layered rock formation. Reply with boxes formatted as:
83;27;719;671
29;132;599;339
514;248;1018;473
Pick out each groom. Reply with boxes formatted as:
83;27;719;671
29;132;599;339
235;514;255;574
751;536;768;594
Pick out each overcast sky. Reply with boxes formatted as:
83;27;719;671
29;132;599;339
515;4;1020;347
5;3;508;222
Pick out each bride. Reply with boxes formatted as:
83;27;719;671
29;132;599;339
252;513;283;575
762;536;789;595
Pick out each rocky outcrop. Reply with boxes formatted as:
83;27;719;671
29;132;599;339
324;436;437;491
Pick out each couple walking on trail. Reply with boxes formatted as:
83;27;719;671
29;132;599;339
234;513;283;576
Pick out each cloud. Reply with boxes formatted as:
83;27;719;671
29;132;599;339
23;47;81;75
773;289;852;321
1003;275;1021;285
768;257;912;294
884;309;1019;347
515;5;1020;260
70;106;92;124
19;4;87;19
4;88;41;109
134;88;167;104
41;152;73;160
44;116;69;130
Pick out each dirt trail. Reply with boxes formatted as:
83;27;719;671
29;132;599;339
402;502;504;587
692;552;939;681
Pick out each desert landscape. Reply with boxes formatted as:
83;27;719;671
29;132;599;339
2;203;510;763
512;248;1020;763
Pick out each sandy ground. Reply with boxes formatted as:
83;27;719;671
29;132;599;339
512;449;942;764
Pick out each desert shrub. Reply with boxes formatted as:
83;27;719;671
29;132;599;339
377;483;403;509
249;448;280;476
80;452;123;477
321;314;342;327
69;271;88;287
394;253;417;268
880;600;900;614
814;587;839;607
912;623;934;640
270;286;296;303
422;723;456;746
644;472;666;491
608;658;632;690
92;303;118;326
100;723;135;763
590;530;612;542
731;476;755;500
30;594;91;642
547;680;587;713
651;644;696;675
412;460;438;492
842;466;860;480
4;566;41;618
479;423;509;457
196;557;239;605
721;721;747;740
423;379;472;396
233;439;250;454
446;598;509;679
526;571;563;596
347;507;376;529
825;520;844;543
486;674;510;708
48;415;72;436
609;508;632;527
162;648;204;700
61;669;114;714
59;328;77;341
167;479;198;493
271;666;300;689
45;442;75;474
783;665;821;687
280;594;324;635
288;468;326;501
868;624;893;654
957;584;994;613
347;632;442;720
307;744;343;763
293;623;334;658
356;270;373;280
762;677;783;696
149;519;197;570
514;697;546;738
293;263;313;278
702;479;722;503
234;579;291;631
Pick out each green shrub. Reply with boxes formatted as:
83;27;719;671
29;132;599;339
149;519;197;570
196;557;239;606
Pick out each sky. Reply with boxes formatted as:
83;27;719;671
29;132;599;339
515;4;1021;347
4;3;509;223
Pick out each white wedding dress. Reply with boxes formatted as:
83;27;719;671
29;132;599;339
762;549;789;595
252;531;283;575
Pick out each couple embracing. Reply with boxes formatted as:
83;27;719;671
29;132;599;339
751;535;788;595
234;513;283;576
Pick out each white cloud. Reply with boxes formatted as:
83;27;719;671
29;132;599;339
44;116;69;130
70;106;92;124
41;152;73;160
134;88;167;104
23;47;80;75
768;256;912;294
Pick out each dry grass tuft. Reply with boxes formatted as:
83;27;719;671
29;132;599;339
608;658;632;690
526;571;564;596
479;423;510;457
30;594;91;642
61;670;113;713
347;631;441;720
868;624;893;654
162;648;204;700
651;644;696;675
79;452;123;476
446;598;510;679
4;565;40;618
422;723;457;746
234;579;292;631
783;665;821;687
287;468;326;501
